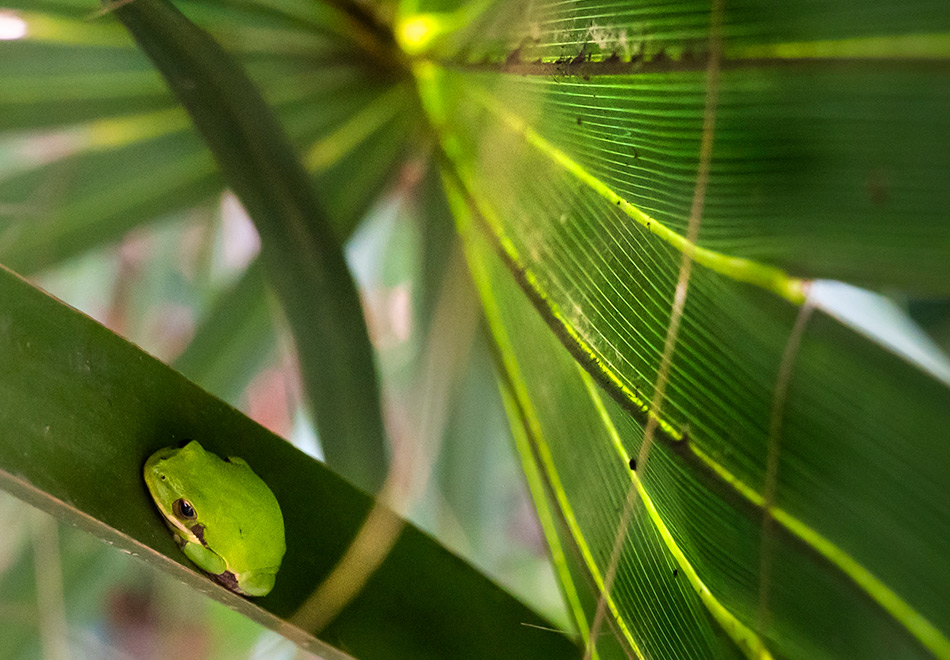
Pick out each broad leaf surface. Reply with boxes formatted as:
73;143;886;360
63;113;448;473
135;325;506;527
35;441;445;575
411;1;950;658
0;263;578;659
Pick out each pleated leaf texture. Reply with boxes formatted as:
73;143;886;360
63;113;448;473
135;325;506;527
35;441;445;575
410;1;950;658
3;0;950;658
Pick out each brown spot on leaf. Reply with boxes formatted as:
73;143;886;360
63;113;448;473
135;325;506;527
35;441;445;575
867;169;890;206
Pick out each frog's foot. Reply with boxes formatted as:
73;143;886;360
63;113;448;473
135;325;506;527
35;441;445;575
227;569;277;597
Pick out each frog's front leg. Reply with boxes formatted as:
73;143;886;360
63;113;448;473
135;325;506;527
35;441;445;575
182;540;227;576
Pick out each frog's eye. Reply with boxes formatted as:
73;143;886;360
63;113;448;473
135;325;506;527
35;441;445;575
173;498;197;521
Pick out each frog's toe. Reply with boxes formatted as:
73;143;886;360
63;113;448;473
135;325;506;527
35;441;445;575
234;569;277;597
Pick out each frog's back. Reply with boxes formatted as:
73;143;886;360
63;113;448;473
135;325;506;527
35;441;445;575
187;450;286;574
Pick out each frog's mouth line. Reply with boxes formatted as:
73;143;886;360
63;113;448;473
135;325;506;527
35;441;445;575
160;516;207;549
143;471;204;548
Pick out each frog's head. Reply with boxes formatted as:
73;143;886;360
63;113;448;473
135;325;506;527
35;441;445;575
143;441;211;542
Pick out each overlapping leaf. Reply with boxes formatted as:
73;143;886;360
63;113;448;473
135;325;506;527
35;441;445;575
411;0;950;657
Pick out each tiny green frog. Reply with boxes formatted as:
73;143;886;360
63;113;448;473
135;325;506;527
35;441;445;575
143;440;286;597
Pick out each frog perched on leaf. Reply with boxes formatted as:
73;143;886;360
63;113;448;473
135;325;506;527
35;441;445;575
143;441;285;597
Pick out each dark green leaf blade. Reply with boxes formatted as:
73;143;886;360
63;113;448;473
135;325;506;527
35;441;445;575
0;263;578;659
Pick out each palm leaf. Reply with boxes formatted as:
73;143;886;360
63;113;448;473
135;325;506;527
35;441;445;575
412;1;950;657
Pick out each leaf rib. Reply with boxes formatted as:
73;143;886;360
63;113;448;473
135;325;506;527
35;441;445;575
726;32;950;60
438;95;950;659
304;82;408;173
434;152;682;441
666;409;950;658
500;384;597;655
448;178;644;659
581;367;774;660
463;83;807;305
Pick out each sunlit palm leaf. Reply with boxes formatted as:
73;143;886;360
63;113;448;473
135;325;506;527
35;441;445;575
415;0;950;657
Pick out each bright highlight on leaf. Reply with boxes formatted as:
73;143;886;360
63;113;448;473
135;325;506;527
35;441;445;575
396;14;439;55
0;11;27;40
395;0;494;56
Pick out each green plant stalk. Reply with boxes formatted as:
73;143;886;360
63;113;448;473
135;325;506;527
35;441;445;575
105;0;388;492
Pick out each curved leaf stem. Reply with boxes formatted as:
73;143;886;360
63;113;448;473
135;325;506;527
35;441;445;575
106;0;390;491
